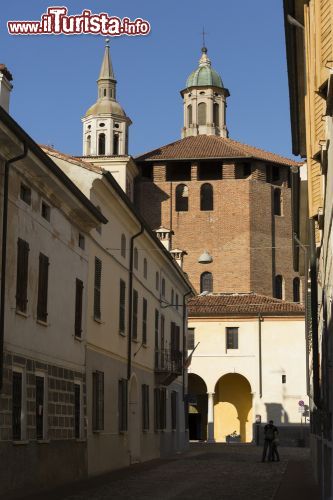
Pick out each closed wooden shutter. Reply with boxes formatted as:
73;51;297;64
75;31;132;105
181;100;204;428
16;238;29;312
118;378;128;432
92;371;104;431
75;279;84;338
12;372;22;440
119;280;126;333
142;384;149;431
35;376;44;440
132;289;138;340
37;253;49;322
171;391;177;430
142;298;147;344
94;257;102;320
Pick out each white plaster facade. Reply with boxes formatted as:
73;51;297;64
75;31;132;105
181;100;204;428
188;304;308;445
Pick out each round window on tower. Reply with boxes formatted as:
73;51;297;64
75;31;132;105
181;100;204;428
199;91;205;95
114;123;120;129
188;93;192;97
99;123;105;128
87;125;91;130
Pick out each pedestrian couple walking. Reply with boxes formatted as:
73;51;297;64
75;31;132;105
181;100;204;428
262;420;280;462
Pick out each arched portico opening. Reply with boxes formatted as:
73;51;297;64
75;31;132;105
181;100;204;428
214;373;253;443
128;374;140;463
188;374;208;441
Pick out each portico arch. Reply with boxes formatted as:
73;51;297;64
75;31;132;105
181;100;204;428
188;373;208;441
214;373;253;443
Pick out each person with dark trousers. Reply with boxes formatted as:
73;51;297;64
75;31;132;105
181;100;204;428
262;420;278;462
271;427;280;462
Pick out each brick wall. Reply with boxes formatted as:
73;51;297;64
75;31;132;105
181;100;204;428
0;351;86;442
136;160;302;300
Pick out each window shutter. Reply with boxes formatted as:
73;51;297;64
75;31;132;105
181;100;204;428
37;253;49;322
142;384;149;431
118;379;128;432
94;257;102;320
119;280;126;333
142;298;147;344
16;238;29;312
132;290;138;340
75;279;84;337
12;372;22;440
92;371;104;431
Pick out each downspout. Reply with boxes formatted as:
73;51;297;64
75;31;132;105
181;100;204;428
127;223;144;380
258;313;262;398
0;142;28;392
309;218;321;409
182;290;192;401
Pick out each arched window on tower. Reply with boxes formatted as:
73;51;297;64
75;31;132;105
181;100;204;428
293;277;300;302
98;133;105;155
200;183;213;211
113;134;119;155
198;102;207;126
274;275;284;300
274;188;282;216
175;184;189;212
200;272;213;293
187;104;192;127
213;103;220;127
86;135;91;156
103;89;107;97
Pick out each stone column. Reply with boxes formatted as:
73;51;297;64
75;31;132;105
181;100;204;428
207;392;215;442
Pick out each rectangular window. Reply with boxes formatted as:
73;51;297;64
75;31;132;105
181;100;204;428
171;391;177;430
272;165;280;181
92;371;104;431
282;375;286;384
142;384;149;431
161;315;165;368
41;201;51;221
187;328;195;351
94;257;102;321
37;253;49;322
118;378;128;432
74;383;81;439
132;289;138;340
142;298;148;345
75;279;84;338
154;309;159;368
243;163;251;177
78;233;85;250
16;238;29;313
36;376;44;440
119;279;126;334
154;387;166;431
12;371;22;440
226;327;239;350
20;183;31;205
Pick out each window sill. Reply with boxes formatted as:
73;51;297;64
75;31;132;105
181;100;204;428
75;438;87;442
132;338;139;343
13;440;29;445
93;317;103;324
119;331;126;337
37;439;50;444
74;335;83;342
92;429;102;434
15;309;29;318
36;319;48;327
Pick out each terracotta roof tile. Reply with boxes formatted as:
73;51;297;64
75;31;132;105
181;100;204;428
40;145;102;173
136;135;300;167
188;293;305;316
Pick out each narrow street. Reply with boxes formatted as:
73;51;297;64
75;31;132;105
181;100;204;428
22;443;320;500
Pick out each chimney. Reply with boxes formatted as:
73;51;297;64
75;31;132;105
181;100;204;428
0;65;13;113
154;227;174;251
170;248;187;269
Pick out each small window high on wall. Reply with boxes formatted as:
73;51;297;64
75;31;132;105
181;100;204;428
200;183;213;211
274;188;282;216
293;277;300;302
200;272;213;293
175;184;189;212
98;133;105;155
274;275;284;300
198;102;207;125
113;134;119;155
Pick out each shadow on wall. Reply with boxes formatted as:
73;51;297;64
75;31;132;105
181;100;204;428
265;403;289;425
134;178;169;229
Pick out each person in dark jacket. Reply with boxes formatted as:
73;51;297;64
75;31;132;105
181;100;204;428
261;420;278;462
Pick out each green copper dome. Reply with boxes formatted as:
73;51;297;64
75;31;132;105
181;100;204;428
186;47;224;89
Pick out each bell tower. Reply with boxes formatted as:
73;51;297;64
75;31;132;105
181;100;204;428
181;46;230;138
82;38;132;157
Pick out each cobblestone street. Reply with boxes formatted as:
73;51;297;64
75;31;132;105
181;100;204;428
22;444;320;500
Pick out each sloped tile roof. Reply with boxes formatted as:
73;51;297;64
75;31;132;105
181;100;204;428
136;135;300;167
188;293;305;316
41;145;102;173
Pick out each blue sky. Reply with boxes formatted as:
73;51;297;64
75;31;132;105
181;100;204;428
1;1;295;159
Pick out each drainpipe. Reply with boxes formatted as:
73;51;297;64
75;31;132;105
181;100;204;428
182;290;192;401
0;142;28;392
309;218;321;409
127;223;144;380
258;313;263;398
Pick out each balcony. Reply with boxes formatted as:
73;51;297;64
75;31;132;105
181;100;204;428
155;348;183;386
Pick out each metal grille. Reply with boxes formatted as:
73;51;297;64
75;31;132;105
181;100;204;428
12;372;22;440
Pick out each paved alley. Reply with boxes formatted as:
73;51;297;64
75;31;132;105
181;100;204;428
20;443;320;500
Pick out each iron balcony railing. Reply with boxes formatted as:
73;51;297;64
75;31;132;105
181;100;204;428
154;348;182;376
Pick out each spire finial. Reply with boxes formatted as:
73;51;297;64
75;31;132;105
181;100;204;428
202;27;207;53
105;37;110;48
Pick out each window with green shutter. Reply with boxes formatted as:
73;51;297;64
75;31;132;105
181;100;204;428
16;238;29;313
37;253;49;322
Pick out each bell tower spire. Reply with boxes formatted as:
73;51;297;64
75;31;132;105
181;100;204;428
82;39;131;157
